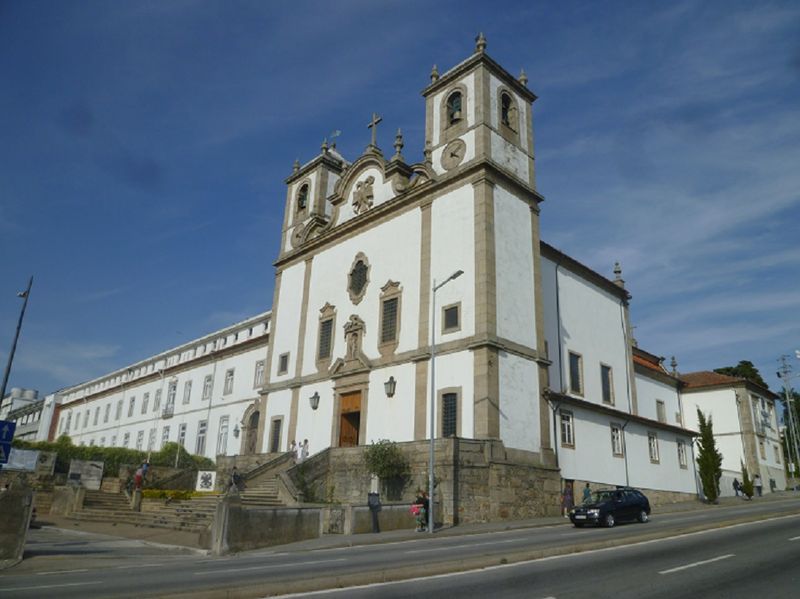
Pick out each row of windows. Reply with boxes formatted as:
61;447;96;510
559;410;688;469
568;351;614;405
78;415;232;457
60;361;266;434
443;88;519;132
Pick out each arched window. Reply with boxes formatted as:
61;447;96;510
297;184;309;212
501;93;512;127
500;92;518;132
446;92;462;125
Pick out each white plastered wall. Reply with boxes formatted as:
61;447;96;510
498;352;540;451
271;262;306;381
428;350;475;439
493;184;536;348
365;363;417;442
682;389;745;473
264;389;292;452
636;374;683;427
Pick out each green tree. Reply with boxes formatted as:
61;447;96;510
714;360;768;389
364;439;410;500
740;461;754;499
696;409;723;502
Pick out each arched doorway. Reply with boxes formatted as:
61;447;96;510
244;410;260;455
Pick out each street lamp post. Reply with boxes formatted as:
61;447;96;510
1;277;33;402
429;269;463;535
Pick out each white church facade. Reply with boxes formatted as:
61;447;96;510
50;37;700;501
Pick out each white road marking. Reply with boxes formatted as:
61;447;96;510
408;538;519;553
35;568;89;576
9;581;103;591
789;536;800;541
195;557;345;575
659;554;735;575
114;562;167;569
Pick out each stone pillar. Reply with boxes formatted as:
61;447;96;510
0;483;35;570
211;493;239;556
131;489;142;512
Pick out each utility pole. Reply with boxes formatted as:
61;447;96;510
778;355;800;480
1;277;33;402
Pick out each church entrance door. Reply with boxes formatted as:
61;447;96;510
338;391;361;447
244;410;260;455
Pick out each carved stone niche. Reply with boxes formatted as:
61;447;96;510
330;314;371;376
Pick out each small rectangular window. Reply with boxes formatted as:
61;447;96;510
656;400;666;423
217;416;229;456
142;392;150;415
122;432;130;448
148;428;156;451
648;433;660;463
195;420;207;456
601;364;614;404
318;319;334;360
569;352;583;395
202;375;213;400
93;406;100;426
278;353;289;375
167;381;177;408
269;418;282;453
177;423;187;447
183;380;192;404
103;403;110;423
442;392;458;437
223;369;235;395
154;389;162;412
116;400;123;421
610;424;624;456
136;430;144;451
759;439;766;459
253;360;265;388
442;303;460;333
161;426;170;449
560;410;575;447
774;444;781;464
677;440;688;468
381;297;399;344
128;398;135;418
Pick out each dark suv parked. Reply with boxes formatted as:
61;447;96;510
569;487;651;528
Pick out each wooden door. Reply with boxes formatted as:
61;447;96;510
338;391;361;447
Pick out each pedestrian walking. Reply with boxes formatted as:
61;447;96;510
732;478;741;497
754;474;763;497
582;482;592;504
562;482;574;517
289;440;297;462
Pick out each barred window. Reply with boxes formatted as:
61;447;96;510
318;319;333;360
442;392;458;437
443;304;460;332
381;298;399;343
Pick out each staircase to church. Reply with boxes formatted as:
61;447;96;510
67;490;219;533
240;476;284;508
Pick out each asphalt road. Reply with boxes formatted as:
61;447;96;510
1;497;799;598
292;512;800;598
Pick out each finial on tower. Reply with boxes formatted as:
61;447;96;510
519;68;528;86
613;262;625;288
475;32;487;53
293;159;300;173
321;137;329;153
670;356;678;375
430;64;439;83
392;128;404;161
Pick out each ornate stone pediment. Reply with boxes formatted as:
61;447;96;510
329;314;371;376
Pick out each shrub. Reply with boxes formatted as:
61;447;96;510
364;440;410;480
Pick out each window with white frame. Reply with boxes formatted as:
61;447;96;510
759;439;766;459
278;353;289;375
103;403;110;423
110;435;116;447
601;364;614;404
569;352;583;395
774;444;781;464
656;400;666;423
128;397;135;418
217;416;229;456
93;406;100;426
318;318;334;361
148;428;156;451
253;360;265;388
560;410;575;447
183;381;192;404
648;432;660;463
677;440;688;468
122;432;130;448
154;389;162;412
611;423;624;456
99;436;105;446
84;410;90;428
166;380;177;409
177;423;187;447
202;375;213;400
161;426;170;449
136;430;144;451
195;420;208;456
223;369;234;395
142;392;149;414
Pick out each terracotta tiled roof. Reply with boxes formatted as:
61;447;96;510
633;353;666;374
682;371;746;388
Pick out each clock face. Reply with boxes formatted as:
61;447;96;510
441;139;466;171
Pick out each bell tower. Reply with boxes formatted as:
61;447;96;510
422;33;538;190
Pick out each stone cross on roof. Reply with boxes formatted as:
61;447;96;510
367;112;382;151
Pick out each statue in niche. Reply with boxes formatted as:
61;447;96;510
352;176;375;214
344;314;365;360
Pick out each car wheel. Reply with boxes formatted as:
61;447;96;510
573;523;584;528
638;510;649;523
604;513;615;528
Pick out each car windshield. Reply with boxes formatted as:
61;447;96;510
589;490;618;503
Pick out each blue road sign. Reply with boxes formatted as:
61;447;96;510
0;420;16;464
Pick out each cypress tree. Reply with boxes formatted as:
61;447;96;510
740;461;754;499
696;409;723;502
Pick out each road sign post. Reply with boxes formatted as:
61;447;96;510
0;419;17;465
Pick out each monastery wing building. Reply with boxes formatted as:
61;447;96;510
51;37;703;507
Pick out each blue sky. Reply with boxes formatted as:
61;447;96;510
2;0;799;397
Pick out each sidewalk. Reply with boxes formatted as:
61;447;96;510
34;489;799;556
